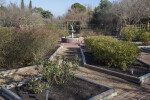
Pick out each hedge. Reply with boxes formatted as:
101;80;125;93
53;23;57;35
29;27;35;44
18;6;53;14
85;36;140;71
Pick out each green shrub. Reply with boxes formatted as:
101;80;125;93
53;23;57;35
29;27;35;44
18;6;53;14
28;56;79;93
120;26;141;41
85;36;140;71
0;26;62;68
139;32;150;45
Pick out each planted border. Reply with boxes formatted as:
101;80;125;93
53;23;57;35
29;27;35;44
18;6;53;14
80;46;150;84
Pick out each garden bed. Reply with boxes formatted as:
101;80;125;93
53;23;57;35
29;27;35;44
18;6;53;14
1;76;117;100
80;46;150;84
0;46;59;72
0;46;63;76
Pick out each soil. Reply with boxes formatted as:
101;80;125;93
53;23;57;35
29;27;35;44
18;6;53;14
0;46;59;72
84;50;150;77
10;77;108;100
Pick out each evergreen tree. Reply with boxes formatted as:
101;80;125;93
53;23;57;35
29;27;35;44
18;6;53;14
29;0;32;9
71;3;86;12
100;0;112;10
21;0;24;9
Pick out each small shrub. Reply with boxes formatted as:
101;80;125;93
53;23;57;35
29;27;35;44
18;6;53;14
85;36;140;71
139;32;150;45
120;25;141;41
28;55;79;93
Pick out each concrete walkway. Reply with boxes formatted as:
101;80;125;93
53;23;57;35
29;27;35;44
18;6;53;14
58;43;150;100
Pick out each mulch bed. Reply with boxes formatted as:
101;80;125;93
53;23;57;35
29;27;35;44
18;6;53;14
83;50;150;77
10;77;108;100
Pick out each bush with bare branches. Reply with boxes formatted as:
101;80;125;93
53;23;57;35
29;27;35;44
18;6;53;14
0;3;43;27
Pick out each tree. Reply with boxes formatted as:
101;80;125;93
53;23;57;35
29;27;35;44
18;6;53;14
71;3;86;12
29;0;32;9
100;0;112;10
21;0;24;9
41;11;53;18
35;7;44;13
34;7;53;18
91;0;112;27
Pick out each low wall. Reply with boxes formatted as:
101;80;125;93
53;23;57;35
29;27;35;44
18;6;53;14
61;37;84;44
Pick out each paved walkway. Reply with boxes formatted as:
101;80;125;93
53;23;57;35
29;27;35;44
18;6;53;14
57;43;150;100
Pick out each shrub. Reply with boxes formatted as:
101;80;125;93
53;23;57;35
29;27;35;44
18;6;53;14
120;25;141;41
85;36;140;71
139;32;150;45
28;56;79;93
0;26;62;68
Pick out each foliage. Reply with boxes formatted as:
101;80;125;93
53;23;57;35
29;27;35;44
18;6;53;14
120;26;141;41
0;3;44;27
100;0;112;10
29;0;32;9
34;7;44;13
90;0;112;29
34;7;53;18
28;55;79;94
139;32;150;45
91;0;150;34
85;36;140;71
71;3;86;12
0;26;62;68
21;0;24;9
41;10;53;18
0;5;6;10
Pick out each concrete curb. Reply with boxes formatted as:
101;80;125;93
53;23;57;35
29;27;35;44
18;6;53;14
137;59;150;68
49;46;63;60
0;46;63;76
1;87;23;100
79;46;86;64
79;46;150;84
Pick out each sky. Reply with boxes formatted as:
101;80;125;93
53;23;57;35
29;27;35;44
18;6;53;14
5;0;113;17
